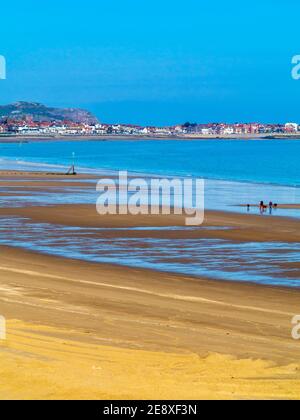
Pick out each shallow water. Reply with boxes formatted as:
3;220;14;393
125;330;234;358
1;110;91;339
1;139;300;186
1;177;300;219
1;217;299;287
1;139;300;217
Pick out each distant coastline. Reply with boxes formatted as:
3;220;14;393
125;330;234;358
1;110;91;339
1;103;300;141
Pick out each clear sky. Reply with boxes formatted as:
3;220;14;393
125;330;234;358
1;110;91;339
0;0;300;125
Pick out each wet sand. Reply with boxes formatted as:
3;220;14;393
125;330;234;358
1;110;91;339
2;203;300;243
0;170;100;180
239;204;300;210
1;170;300;400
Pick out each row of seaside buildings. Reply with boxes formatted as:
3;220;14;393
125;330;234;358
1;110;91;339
0;119;299;137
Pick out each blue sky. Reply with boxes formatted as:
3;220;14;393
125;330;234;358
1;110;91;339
0;0;300;125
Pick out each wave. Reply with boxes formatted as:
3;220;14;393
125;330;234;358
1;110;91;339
17;160;68;170
0;156;299;189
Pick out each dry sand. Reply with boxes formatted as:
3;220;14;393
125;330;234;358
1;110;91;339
0;171;300;400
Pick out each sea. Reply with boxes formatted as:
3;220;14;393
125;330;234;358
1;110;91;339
1;139;300;217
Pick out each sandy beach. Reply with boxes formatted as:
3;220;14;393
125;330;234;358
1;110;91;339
3;0;300;402
0;171;300;400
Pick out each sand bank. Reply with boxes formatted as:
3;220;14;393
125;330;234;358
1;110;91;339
2;203;300;243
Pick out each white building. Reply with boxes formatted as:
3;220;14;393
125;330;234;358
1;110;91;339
285;123;298;132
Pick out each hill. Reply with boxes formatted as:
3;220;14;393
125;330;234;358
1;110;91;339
0;102;99;124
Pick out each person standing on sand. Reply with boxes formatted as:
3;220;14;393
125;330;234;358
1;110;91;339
259;201;264;214
269;202;273;215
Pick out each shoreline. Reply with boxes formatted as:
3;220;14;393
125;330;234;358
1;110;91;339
1;134;300;143
2;202;300;240
1;165;300;192
1;239;300;292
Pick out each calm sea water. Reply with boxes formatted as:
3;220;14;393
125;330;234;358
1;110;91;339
0;139;300;185
1;139;300;216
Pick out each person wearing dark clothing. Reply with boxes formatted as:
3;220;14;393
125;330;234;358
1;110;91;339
259;201;264;214
269;201;273;215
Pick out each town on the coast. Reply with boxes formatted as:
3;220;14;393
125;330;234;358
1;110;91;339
0;102;299;138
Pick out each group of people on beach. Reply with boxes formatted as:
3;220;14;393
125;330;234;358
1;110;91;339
247;201;278;215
